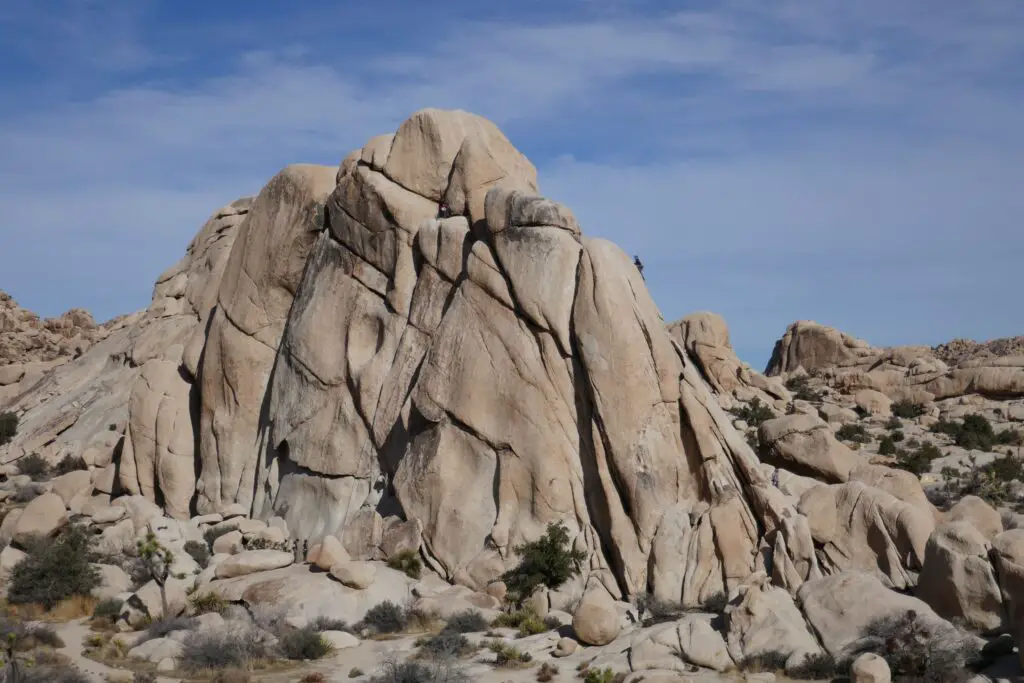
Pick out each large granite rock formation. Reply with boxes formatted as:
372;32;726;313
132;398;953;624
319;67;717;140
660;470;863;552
765;320;1024;401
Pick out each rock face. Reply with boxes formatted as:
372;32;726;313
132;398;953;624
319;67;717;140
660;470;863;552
0;290;121;369
765;320;1024;400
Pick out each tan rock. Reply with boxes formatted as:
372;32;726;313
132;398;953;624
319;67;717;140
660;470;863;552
572;588;620;646
990;529;1024;668
726;574;821;668
946;495;1003;540
850;653;891;683
759;413;859;482
854;389;892;416
329;561;376;589
50;469;93;505
916;521;1004;632
213;530;244;555
314;535;350;571
215;549;294;579
13;492;68;546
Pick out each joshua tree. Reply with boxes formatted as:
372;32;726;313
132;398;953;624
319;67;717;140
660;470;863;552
137;531;177;618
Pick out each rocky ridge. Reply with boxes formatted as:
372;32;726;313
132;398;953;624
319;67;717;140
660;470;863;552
0;109;1021;681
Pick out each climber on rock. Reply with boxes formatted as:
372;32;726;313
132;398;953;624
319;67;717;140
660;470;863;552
634;255;645;280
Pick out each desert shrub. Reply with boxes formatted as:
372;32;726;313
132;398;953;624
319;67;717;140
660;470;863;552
892;401;927;419
892;429;905;442
836;423;871;444
878;436;897;456
501;522;587;604
788;651;839;680
931;414;1020;452
360;600;407;634
0;411;17;445
188;591;227;616
54;454;88;476
443;610;489;634
636;595;684;627
370;657;469;683
203;524;236;549
279;625;333;660
183;539;210;568
12;483;44;503
387;549;423;579
349;668;364;678
11;622;65;649
488;640;533;668
785;375;825;402
8;525;100;609
856;611;981;683
936;454;1024;509
180;626;275;671
21;664;91;683
583;667;615;683
93;597;124;622
491;609;539;629
16;452;50;481
134;672;158;683
302;674;328;683
740;650;789;673
244;536;289;552
704;591;729;613
885;415;903;430
142;616;196;643
892;442;944;476
515;612;549;637
310;615;350;632
537;662;559;682
730;398;775;427
419;631;473;659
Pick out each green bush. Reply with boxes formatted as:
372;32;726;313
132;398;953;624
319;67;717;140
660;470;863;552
279;626;333;660
885;415;903;430
836;423;871;444
730;398;775;427
937;454;1024;509
184;540;210;568
892;429;905;442
369;658;468;683
785;376;825;402
892;441;944;476
418;631;473;659
16;453;50;481
931;414;1021;452
188;591;227;615
501;522;587;604
892;401;927;419
54;454;88;476
244;536;289;552
488;640;533;667
582;667;616;683
443;610;489;634
878;436;897;456
93;597;124;622
0;411;16;446
386;549;423;579
359;600;407;634
8;525;100;609
309;616;350;632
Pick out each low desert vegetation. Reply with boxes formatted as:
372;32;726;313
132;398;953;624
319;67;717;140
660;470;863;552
933;454;1024;511
370;657;469;683
15;452;50;481
891;442;944;477
785;376;825;403
836;423;871;444
442;610;489;634
92;597;124;625
635;591;729;627
536;662;559;682
500;522;587;605
183;539;211;568
386;548;423;579
188;591;228;616
54;454;88;476
891;401;927;419
417;631;474;659
0;411;16;446
487;639;533;668
853;611;982;683
729;398;775;427
580;666;617;683
931;413;1022;452
278;625;334;660
490;608;557;637
355;600;434;635
8;525;100;610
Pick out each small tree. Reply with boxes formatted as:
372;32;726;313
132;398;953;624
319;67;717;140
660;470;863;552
501;522;587;605
137;531;178;618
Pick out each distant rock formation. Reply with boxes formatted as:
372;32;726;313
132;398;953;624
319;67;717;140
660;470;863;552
765;320;1024;401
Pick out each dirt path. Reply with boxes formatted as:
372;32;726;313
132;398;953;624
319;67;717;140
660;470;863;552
53;618;180;683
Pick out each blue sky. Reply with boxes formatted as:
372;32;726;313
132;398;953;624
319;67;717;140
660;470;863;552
1;1;1021;369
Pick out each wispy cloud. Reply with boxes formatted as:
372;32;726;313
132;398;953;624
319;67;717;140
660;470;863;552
0;0;1021;366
